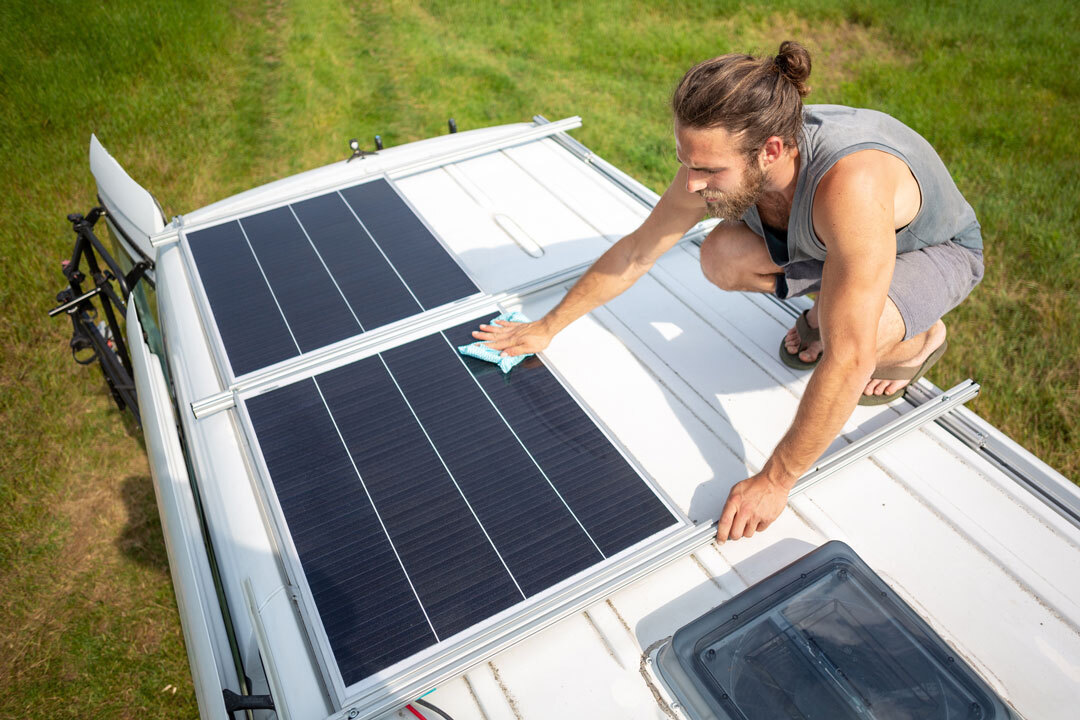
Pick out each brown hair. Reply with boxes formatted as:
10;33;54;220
672;41;812;154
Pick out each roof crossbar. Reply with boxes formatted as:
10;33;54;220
188;230;712;419
757;287;1080;530
789;379;980;496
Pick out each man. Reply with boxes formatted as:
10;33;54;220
472;41;984;543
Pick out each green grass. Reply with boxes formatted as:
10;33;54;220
1;1;1076;717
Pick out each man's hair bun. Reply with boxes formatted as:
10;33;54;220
774;40;811;98
672;40;813;151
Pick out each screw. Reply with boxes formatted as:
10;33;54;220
705;648;716;660
347;709;359;719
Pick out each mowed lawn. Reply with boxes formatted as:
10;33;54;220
1;1;1077;717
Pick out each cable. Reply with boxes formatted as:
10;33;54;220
405;705;428;720
416;697;456;720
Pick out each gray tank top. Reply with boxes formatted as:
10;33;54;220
742;104;982;265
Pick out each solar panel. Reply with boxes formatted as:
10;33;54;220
243;316;678;687
186;178;479;378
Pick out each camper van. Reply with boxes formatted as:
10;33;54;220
55;116;1080;719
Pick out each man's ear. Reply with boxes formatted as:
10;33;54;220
761;136;786;166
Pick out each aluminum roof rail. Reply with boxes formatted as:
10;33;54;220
533;114;663;210
388;116;583;180
164;117;586;240
905;381;1080;531
791;379;981;496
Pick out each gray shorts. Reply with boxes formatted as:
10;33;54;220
777;240;985;341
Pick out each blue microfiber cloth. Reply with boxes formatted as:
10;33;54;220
457;312;533;373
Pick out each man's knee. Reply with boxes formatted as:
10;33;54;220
700;222;777;293
700;223;743;290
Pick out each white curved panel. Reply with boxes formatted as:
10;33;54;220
90;134;165;262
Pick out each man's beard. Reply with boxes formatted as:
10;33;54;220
701;160;767;221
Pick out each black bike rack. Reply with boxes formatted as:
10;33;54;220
49;207;152;426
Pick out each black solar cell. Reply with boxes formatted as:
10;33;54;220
246;379;436;684
316;355;525;639
381;333;604;598
443;320;678;556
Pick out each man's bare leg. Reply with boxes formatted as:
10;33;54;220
698;223;948;398
865;303;947;397
783;299;947;397
699;221;784;293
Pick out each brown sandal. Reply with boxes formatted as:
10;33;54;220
858;340;949;406
779;309;821;370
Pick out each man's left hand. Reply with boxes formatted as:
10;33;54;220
716;472;791;542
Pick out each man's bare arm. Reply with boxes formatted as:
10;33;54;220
472;166;706;357
716;154;899;541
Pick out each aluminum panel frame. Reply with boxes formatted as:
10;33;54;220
230;332;695;712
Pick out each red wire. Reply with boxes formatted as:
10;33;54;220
406;705;428;720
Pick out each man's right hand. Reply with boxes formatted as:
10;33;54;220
472;318;553;358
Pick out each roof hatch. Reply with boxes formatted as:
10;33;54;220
656;541;1014;720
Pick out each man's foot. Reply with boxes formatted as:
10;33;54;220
781;305;823;368
862;320;948;399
